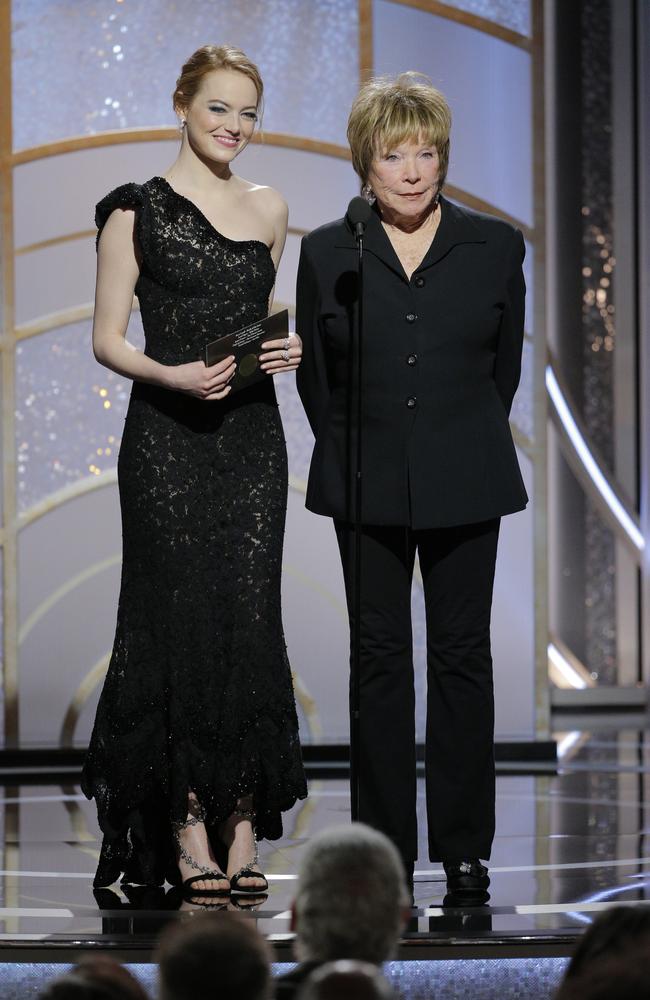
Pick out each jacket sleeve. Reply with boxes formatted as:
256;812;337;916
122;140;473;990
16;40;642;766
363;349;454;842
493;227;526;416
295;237;330;437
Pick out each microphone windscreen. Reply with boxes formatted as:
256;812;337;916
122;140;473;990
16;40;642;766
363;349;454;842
347;196;372;229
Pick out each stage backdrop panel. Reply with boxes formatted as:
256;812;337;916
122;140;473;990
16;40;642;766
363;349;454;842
2;0;545;754
12;0;358;149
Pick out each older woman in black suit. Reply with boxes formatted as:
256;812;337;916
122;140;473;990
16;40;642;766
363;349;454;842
295;73;527;904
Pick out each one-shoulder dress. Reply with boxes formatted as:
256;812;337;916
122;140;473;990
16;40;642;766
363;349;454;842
82;177;307;888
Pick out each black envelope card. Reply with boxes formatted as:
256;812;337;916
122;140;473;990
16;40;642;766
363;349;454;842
205;309;289;393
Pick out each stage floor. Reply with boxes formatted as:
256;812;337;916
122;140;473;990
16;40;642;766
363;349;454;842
0;720;649;964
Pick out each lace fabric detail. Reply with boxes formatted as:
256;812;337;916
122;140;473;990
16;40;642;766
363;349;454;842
82;178;307;888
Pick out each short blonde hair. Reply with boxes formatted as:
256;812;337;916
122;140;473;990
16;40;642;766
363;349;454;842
347;73;451;189
173;45;264;116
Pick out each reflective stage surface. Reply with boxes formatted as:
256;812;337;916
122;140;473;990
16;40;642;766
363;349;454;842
0;722;649;971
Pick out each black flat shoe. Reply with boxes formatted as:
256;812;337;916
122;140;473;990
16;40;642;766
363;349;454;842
442;859;490;907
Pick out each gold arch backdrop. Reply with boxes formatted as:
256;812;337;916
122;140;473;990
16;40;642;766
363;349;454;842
0;0;546;754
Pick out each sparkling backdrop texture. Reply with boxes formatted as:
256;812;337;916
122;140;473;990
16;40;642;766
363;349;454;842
15;316;143;512
581;0;616;685
445;0;531;34
12;0;358;151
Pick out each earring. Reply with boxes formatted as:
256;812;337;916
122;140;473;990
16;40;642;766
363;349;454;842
180;118;186;129
361;183;375;205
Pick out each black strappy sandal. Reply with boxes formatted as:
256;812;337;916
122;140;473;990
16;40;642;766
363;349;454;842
173;810;230;898
228;807;269;897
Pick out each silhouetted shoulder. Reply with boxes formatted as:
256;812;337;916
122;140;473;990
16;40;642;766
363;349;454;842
302;217;348;253
443;197;521;251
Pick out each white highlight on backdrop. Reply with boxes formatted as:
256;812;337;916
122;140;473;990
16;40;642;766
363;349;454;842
546;365;645;552
547;643;587;691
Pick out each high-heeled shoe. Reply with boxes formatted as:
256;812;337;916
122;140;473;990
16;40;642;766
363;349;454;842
228;807;268;896
173;812;230;898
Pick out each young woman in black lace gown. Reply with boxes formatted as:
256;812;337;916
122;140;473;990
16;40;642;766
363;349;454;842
82;45;307;897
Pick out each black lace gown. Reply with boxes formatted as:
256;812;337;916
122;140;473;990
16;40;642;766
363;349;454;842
82;177;307;888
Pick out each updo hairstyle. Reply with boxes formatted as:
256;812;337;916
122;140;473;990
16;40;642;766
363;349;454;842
173;45;264;119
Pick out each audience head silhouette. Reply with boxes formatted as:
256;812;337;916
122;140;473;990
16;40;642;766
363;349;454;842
555;954;650;1000
157;911;272;1000
555;906;650;1000
292;822;409;964
38;957;149;1000
298;960;395;1000
563;905;650;980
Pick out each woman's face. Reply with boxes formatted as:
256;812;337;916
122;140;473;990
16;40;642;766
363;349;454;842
182;68;259;163
368;136;440;220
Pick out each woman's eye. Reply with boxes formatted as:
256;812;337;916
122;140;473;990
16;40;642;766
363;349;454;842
209;105;227;114
242;112;258;122
385;154;399;162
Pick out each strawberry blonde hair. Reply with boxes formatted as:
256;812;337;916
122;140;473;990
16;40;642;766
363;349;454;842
173;45;264;117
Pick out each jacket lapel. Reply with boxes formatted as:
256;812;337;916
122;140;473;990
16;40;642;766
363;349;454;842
333;209;405;280
418;196;486;271
332;195;487;280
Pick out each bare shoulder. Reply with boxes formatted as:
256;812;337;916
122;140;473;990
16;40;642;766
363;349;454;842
244;182;288;223
98;205;137;252
103;204;137;230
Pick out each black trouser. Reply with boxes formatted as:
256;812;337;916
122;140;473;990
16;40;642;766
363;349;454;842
335;519;500;867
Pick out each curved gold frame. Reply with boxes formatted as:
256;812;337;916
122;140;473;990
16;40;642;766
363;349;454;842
11;128;352;166
15;224;309;257
19;553;121;645
387;0;531;49
59;652;111;748
13;298;294;345
60;651;324;749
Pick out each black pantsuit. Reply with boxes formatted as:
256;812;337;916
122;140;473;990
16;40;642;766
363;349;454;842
335;520;499;866
296;196;527;866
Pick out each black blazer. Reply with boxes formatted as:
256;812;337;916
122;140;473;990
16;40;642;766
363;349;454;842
295;196;529;530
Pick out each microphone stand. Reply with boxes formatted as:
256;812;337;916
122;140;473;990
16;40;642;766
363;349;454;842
350;221;364;822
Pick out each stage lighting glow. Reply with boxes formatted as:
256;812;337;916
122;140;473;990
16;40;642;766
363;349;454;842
546;366;645;553
548;643;588;690
568;881;650;925
556;730;582;759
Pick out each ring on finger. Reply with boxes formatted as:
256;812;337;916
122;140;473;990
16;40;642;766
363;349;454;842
282;350;290;362
283;338;290;351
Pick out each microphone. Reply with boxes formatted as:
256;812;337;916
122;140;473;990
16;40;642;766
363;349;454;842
344;197;369;823
347;196;372;240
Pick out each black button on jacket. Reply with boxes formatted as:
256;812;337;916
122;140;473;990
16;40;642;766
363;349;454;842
295;196;529;529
